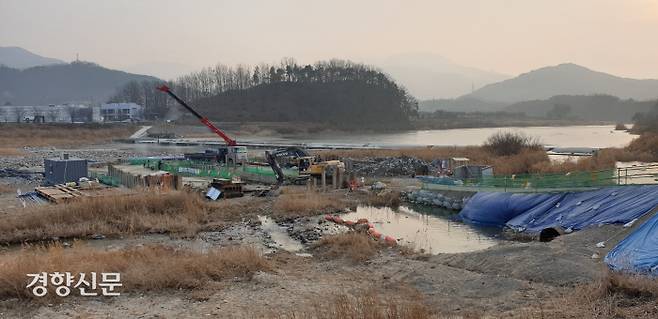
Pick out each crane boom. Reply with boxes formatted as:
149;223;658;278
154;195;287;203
157;85;237;146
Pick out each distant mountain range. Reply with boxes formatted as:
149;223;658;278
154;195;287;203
504;95;655;122
461;63;658;103
3;46;658;123
379;53;510;99
0;46;65;69
0;61;159;105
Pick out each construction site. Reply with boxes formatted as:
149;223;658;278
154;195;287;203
1;85;658;319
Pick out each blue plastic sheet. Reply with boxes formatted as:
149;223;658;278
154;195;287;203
459;185;658;233
459;192;564;227
605;211;658;275
506;185;658;233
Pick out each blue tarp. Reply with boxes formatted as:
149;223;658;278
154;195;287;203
459;185;658;233
459;192;564;227
506;185;658;233
605;211;658;275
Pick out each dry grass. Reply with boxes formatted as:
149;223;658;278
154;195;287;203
205;197;268;223
0;184;14;193
0;191;209;244
483;131;542;156
272;188;347;218
366;190;401;208
307;292;434;319
313;232;380;263
519;271;658;318
0;147;25;157
615;123;629;130
626;133;658;160
0;244;270;299
316;146;490;163
533;133;658;174
0;123;136;148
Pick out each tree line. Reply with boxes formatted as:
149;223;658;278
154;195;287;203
110;58;418;125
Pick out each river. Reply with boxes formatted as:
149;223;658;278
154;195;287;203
237;125;635;148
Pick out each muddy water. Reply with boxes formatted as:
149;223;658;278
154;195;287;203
258;215;304;252
341;206;499;254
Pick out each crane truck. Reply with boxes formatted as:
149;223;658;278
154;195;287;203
157;85;248;165
157;85;287;186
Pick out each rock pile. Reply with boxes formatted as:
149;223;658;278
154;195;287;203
352;156;433;177
405;190;470;211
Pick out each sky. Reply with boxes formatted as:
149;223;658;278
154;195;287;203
1;0;658;79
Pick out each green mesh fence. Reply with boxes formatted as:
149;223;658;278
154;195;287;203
131;159;299;180
462;169;618;189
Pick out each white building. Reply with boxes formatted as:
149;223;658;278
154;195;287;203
100;103;144;122
0;104;99;123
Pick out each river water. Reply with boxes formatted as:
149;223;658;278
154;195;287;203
241;125;635;148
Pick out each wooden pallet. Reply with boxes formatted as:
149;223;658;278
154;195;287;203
35;184;86;203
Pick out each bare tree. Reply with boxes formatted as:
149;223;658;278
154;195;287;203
13;107;26;123
0;107;7;123
47;108;59;122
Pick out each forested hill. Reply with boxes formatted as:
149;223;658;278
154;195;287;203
196;80;414;129
112;59;418;130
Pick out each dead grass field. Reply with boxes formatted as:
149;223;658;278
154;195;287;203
272;188;348;218
0;191;209;243
515;271;658;318
0;184;14;193
307;292;434;319
313;232;381;263
0;147;25;157
0;189;356;243
0;123;137;148
0;244;270;299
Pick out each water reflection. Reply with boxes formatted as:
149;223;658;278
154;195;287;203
341;205;499;254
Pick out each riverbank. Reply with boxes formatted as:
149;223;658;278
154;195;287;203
0;184;655;318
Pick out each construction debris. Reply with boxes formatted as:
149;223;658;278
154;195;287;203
352;156;432;177
108;164;182;190
208;178;244;199
35;184;87;203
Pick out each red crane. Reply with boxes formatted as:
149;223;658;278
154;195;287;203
157;85;237;146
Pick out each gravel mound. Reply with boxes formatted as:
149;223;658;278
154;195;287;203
352;156;434;177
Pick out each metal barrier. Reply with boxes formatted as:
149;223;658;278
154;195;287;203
616;164;658;185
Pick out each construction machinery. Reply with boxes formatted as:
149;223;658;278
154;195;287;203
268;147;345;180
157;85;247;165
157;85;346;188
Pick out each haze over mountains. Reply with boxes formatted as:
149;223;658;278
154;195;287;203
0;46;65;69
1;46;657;123
0;62;158;105
379;53;510;99
461;63;658;103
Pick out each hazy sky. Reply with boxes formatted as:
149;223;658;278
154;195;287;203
2;0;658;78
